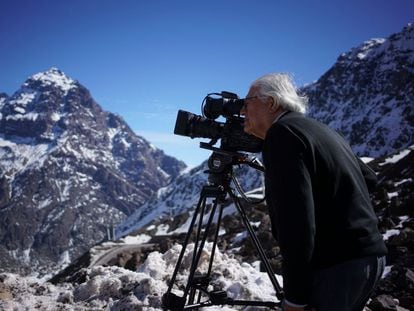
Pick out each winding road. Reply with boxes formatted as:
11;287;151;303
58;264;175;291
88;243;157;267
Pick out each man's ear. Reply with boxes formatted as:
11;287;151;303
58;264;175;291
268;98;279;113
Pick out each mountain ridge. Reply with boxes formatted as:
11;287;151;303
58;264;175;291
0;68;186;276
303;23;414;157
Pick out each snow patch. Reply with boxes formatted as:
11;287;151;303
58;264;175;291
379;147;412;165
30;68;77;95
120;234;151;244
0;244;281;310
6;112;39;121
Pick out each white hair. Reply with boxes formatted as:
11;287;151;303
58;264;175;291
251;73;308;114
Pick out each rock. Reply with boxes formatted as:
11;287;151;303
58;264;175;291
369;294;408;311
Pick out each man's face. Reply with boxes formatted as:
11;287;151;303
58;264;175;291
240;86;271;139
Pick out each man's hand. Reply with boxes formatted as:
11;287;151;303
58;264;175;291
282;300;315;311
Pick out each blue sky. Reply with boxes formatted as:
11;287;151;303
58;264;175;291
1;0;413;167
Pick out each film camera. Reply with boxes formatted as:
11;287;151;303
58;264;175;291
174;91;263;153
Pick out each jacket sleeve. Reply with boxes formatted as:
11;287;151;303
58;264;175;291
263;124;315;305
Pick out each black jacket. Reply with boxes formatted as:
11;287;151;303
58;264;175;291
262;112;387;305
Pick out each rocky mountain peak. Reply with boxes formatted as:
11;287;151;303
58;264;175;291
0;69;186;276
1;68;88;143
303;23;414;157
24;67;78;96
337;23;413;66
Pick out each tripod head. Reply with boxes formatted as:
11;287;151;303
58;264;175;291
201;142;265;201
202;140;264;171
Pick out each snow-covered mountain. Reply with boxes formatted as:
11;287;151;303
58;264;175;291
303;23;414;157
0;68;186;276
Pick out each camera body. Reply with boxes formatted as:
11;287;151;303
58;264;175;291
174;92;263;153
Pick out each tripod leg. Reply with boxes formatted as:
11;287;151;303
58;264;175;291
184;196;221;303
163;185;227;310
195;202;225;304
230;192;284;299
188;195;209;304
207;202;224;277
164;193;208;297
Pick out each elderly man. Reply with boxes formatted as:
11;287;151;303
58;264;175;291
240;73;387;311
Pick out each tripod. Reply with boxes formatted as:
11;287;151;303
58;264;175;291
162;150;284;310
